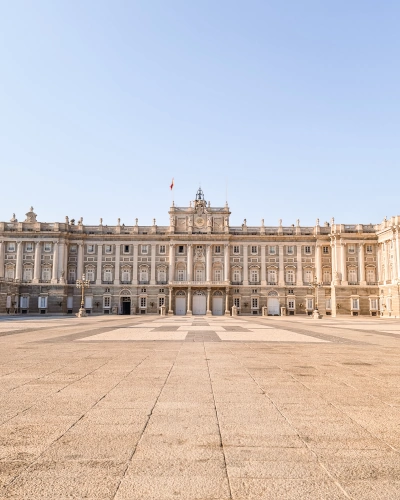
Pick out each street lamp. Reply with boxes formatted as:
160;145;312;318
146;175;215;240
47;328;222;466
309;276;323;319
76;273;90;317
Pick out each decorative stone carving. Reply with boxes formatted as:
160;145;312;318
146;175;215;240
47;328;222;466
24;207;37;223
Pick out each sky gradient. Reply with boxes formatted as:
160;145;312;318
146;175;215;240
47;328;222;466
1;1;399;227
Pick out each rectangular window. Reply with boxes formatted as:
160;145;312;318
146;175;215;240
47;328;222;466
286;269;294;283
251;297;258;309
70;245;77;253
326;298;332;310
67;296;73;309
7;242;15;252
141;288;147;293
348;245;355;254
306;298;313;310
287;246;294;255
304;246;311;254
366;245;373;253
140;297;147;308
177;269;185;281
215;245;221;254
352;298;360;310
159;245;166;254
141;245;148;254
269;246;276;255
178;245;184;254
103;296;111;308
158;297;165;307
288;289;294;294
370;298;378;310
251;246;257;254
84;296;93;309
25;242;33;252
250;269;259;282
323;246;329;254
268;269;277;284
214;269;222;281
233;246;240;254
234;297;240;308
87;244;95;253
38;296;48;309
86;268;95;281
288;300;295;309
124;245;130;254
44;242;52;252
20;296;29;309
104;245;112;254
304;270;313;284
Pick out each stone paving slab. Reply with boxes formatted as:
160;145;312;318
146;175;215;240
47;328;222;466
1;314;400;499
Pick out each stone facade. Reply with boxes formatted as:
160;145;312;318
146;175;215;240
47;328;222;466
0;193;399;317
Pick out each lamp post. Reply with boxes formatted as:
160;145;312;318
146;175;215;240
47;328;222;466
394;279;400;318
76;273;90;317
309;276;323;319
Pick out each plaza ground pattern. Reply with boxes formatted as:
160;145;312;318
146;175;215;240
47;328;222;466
1;314;400;499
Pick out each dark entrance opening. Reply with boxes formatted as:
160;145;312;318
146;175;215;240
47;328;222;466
122;297;131;315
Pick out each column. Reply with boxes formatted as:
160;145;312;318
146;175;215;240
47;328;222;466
77;242;83;279
51;241;59;283
133;244;138;284
384;241;389;282
33;242;41;283
278;244;284;286
96;244;103;285
168;287;173;314
58;241;65;282
396;231;400;279
224;244;230;282
206;245;212;282
359;243;366;285
150;244;156;285
15;242;23;281
243;244;249;285
0;241;4;278
206;287;211;315
169;244;175;283
261;244;266;285
114;244;120;285
187;244;193;282
63;243;68;282
376;243;381;283
341;243;347;284
297;244;303;285
187;287;192;314
225;287;230;315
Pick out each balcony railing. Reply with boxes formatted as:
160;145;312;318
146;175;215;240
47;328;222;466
121;281;132;284
139;280;149;285
169;280;226;286
267;282;277;285
249;281;261;285
231;281;243;285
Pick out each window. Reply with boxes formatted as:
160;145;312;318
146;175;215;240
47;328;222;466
232;268;241;283
70;245;77;253
140;297;147;308
7;242;15;252
251;297;258;309
141;288;147;293
159;288;165;293
351;298;359;310
348;268;357;283
304;246;311;254
86;267;95;282
233;246;240;254
178;245;184;254
214;269;222;281
326;299;332;310
287;246;294;255
103;296;111;309
370;298;378;310
123;245;130;254
25;242;33;252
159;245;166;254
158;297;165;307
251;246;258;254
215;245;221;254
286;269;295;284
84;296;93;309
103;268;113;282
348;245;355;254
366;268;375;283
44;242;52;252
250;269;259;283
306;298;313;310
177;269;185;281
68;268;76;282
105;287;110;293
304;269;312;284
323;270;331;283
139;268;149;282
105;245;112;254
5;266;14;279
269;246;276;255
252;289;258;294
141;245;148;254
195;268;204;281
20;296;29;309
268;269;277;284
23;267;33;282
366;245;373;253
41;267;51;281
323;246;329;254
386;297;392;311
288;289;294;294
87;244;95;253
121;268;131;282
234;289;239;294
234;297;240;308
288;300;295;309
158;269;167;283
38;296;48;309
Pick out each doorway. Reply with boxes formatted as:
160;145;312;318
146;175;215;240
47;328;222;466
193;291;206;315
267;297;280;316
212;295;223;316
121;297;131;315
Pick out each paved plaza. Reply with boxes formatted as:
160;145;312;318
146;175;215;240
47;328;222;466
0;315;400;499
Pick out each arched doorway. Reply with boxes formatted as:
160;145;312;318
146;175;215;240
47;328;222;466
192;290;206;315
267;291;280;316
212;291;223;316
120;289;132;315
175;290;186;315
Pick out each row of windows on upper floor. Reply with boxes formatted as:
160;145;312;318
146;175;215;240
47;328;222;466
2;242;376;256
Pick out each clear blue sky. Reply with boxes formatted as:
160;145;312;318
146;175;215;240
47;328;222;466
1;1;399;227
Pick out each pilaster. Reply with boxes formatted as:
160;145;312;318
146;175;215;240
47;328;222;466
96;244;103;285
261;244;266;286
243;244;249;285
114;244;120;285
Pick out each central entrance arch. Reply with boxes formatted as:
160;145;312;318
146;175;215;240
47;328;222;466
192;290;206;315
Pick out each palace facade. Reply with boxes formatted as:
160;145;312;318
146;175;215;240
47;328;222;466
0;189;399;317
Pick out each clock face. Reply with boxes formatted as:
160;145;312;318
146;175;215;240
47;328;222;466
195;216;205;228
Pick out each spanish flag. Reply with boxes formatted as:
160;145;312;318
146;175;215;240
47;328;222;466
170;178;174;190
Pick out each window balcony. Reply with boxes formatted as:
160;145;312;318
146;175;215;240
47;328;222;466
231;281;243;285
102;280;113;284
267;282;277;285
157;281;168;285
121;280;132;285
367;282;378;285
348;282;359;285
249;281;260;285
285;282;296;286
139;280;149;285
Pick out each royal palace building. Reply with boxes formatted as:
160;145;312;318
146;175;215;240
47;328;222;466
1;188;399;317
